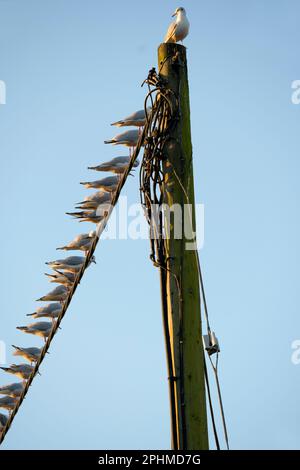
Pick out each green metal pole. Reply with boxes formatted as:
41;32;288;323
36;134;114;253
158;42;209;450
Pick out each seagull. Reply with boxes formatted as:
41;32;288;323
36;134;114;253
68;201;111;219
66;210;106;224
104;129;142;156
44;270;76;287
164;7;190;44
0;413;8;430
16;322;53;342
46;255;96;273
76;192;112;210
12;346;42;364
36;285;69;302
27;303;62;320
0;382;25;398
56;232;96;253
76;201;109;211
78;192;111;204
0;364;34;380
111;108;151;128
80;175;119;192
0;396;17;413
76;202;103;211
88;156;140;174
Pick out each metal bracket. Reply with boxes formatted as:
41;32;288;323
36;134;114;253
202;331;220;356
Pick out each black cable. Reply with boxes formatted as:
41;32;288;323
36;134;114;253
140;73;188;449
158;261;178;450
204;355;220;450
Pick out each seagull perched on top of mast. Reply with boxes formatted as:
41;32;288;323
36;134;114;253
164;7;190;44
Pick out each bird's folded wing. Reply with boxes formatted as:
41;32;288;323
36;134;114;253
164;21;177;42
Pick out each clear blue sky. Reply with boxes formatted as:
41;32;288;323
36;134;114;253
0;0;299;450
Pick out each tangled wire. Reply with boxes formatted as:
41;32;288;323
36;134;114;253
140;67;181;449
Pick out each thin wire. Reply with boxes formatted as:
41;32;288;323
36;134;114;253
170;163;229;450
204;355;220;450
170;165;212;333
208;353;230;450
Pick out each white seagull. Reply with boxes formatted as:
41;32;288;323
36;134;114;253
66;210;106;224
104;129;142;156
27;303;62;320
0;382;25;398
111;107;151;128
16;322;53;342
80;175;119;192
46;255;96;273
44;270;76;287
0;364;34;380
78;192;111;204
88;156;140;174
36;285;69;302
68;202;111;219
164;7;190;44
76;192;111;210
56;232;96;253
12;346;42;364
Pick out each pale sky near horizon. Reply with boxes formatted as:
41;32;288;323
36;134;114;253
0;0;300;450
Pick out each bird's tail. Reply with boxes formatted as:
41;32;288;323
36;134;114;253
77;198;86;203
76;201;95;207
66;212;83;219
110;121;124;127
0;367;9;373
87;166;100;170
53;269;67;277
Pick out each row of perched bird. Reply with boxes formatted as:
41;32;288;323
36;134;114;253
0;6;190;437
0;105;150;434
